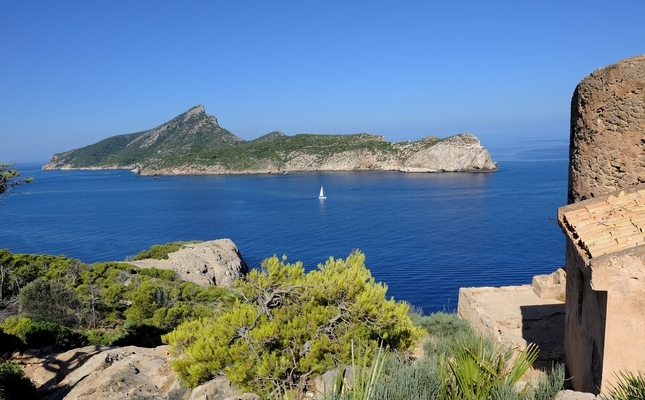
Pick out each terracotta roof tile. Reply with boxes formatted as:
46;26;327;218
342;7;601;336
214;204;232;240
562;189;645;258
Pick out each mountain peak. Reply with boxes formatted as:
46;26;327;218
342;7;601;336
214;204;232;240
186;104;205;116
180;104;218;126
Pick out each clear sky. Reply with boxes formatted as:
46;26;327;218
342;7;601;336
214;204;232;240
2;0;644;163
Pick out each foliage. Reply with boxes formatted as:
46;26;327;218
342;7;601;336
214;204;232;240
22;321;88;350
410;311;472;339
110;321;166;347
0;360;38;400
47;107;238;168
0;249;235;353
318;312;562;400
0;163;32;200
527;363;565;400
1;317;32;339
132;242;186;260
447;339;539;400
19;278;81;327
164;250;423;397
324;342;387;400
601;370;645;400
369;352;444;400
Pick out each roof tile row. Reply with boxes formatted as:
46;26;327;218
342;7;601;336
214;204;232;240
562;190;645;258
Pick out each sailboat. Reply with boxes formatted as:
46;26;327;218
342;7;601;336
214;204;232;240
318;186;327;199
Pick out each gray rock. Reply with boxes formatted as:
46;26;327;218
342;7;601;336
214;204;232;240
189;376;260;400
13;345;189;400
130;239;248;287
555;389;600;400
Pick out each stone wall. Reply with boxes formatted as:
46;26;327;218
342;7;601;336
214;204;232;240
562;240;606;393
568;55;645;204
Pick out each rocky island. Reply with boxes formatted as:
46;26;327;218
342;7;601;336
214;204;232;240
42;105;497;175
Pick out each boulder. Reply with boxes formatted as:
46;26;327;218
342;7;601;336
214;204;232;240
189;376;261;400
16;345;261;400
130;238;248;287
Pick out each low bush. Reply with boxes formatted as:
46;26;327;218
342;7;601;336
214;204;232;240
132;242;186;260
110;321;166;348
331;313;564;400
0;360;38;400
23;321;88;350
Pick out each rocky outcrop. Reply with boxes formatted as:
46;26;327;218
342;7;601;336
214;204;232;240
569;55;645;203
15;345;259;400
401;133;498;172
17;345;186;400
129;239;248;287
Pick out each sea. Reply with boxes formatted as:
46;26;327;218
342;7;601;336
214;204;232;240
1;131;569;313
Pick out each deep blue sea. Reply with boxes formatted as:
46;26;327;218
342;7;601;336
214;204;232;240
1;132;569;313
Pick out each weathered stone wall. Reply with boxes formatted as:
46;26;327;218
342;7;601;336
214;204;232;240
562;240;606;394
568;55;645;204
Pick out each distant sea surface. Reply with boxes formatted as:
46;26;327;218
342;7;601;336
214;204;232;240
2;132;569;313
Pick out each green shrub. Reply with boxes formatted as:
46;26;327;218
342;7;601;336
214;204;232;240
0;360;38;400
0;317;31;342
19;278;80;327
111;321;166;348
371;314;563;400
164;251;423;397
132;243;185;260
139;267;176;280
411;311;472;338
369;355;443;400
23;321;87;350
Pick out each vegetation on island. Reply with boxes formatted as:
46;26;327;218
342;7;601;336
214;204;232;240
0;245;568;399
43;105;455;173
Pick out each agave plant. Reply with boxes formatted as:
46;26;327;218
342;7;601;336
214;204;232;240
323;341;386;400
601;370;645;400
447;339;539;400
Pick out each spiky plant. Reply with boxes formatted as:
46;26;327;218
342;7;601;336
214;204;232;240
601;370;645;400
447;340;539;400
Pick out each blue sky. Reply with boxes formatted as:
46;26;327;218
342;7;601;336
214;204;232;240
2;1;644;163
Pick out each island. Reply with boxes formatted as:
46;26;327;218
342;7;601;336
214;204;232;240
42;105;498;175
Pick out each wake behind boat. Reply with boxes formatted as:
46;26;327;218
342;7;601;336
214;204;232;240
318;186;326;199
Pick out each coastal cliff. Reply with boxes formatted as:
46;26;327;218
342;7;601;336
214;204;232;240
43;105;497;175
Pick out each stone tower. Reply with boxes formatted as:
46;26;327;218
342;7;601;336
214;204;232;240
568;55;645;204
561;55;645;394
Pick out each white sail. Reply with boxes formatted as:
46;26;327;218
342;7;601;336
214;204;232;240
318;186;326;199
